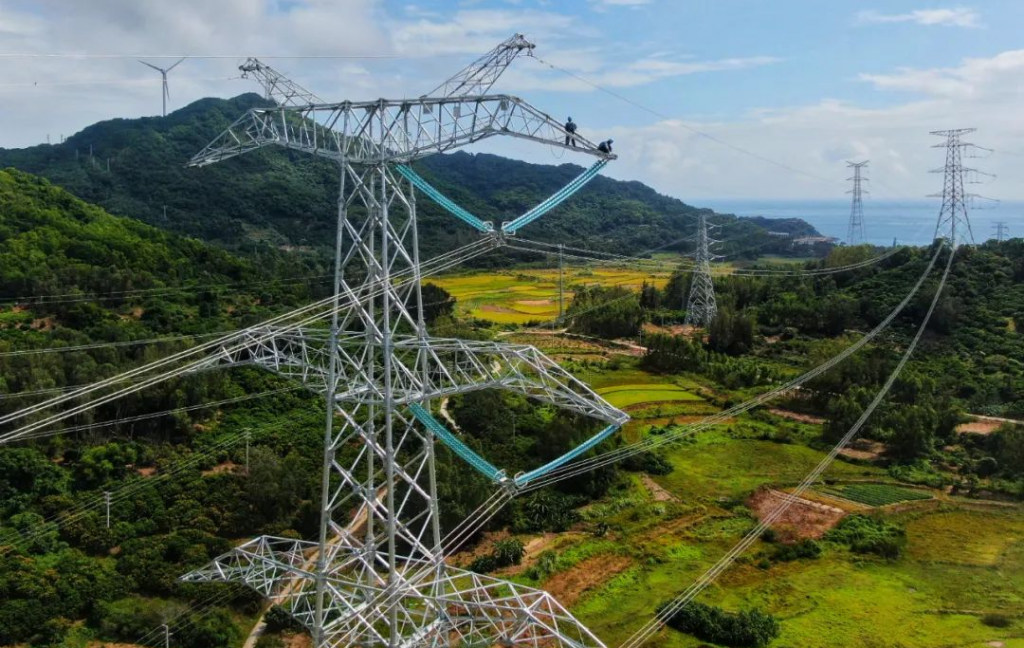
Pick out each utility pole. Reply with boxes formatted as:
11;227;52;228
993;221;1009;242
104;491;111;529
930;129;995;246
557;243;565;322
162;205;168;222
684;212;720;328
244;430;250;475
162;623;171;648
846;161;869;245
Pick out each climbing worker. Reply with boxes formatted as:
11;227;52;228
597;138;613;154
564;117;578;147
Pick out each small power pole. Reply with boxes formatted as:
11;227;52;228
104;491;112;529
162;623;171;648
244;430;251;475
846;161;869;245
162;205;168;222
930;128;995;246
557;244;565;322
993;221;1009;242
106;158;111;172
684;212;720;328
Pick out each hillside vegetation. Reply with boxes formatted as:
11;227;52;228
0;94;817;264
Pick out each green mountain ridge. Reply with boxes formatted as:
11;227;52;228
0;94;820;263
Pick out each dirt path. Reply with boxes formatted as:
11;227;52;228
641;475;678;502
543;554;633;607
769;408;825;424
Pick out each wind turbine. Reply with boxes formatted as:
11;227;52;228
138;57;185;117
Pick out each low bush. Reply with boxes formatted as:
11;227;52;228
659;601;780;648
824;514;905;559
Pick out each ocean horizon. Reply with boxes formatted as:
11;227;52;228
698;198;1021;247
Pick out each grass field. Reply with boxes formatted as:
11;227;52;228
819;483;933;507
431;264;672;325
596;383;703;409
505;358;1024;648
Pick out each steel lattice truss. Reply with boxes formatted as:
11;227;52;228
190;94;608;167
184;537;605;648
426;33;536;98
182;35;625;648
929;128;993;246
684;212;720;328
239;57;324;106
845;161;869;246
193;326;623;421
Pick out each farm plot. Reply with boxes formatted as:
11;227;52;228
819;483;932;507
596;383;702;409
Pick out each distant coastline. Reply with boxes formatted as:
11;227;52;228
704;198;1021;246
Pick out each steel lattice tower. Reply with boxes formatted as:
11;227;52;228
930;129;995;246
845;161;869;245
993;221;1009;242
684;212;719;328
179;38;627;648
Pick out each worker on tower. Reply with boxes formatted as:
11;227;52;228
564;117;578;147
598;139;613;154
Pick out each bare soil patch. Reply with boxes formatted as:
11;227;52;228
838;439;887;461
769;408;825;424
517;299;553;306
957;419;1002;435
543;554;633;607
202;460;239;476
136;466;157;477
748;488;846;541
480;304;519;314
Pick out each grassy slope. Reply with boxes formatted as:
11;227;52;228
493;336;1024;648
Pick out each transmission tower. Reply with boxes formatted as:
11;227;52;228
845;161;869;245
684;212;719;328
930;129;995;246
181;36;625;648
993;221;1009;242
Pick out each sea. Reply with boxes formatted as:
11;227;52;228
698;199;1023;247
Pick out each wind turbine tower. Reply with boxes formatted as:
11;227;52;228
138;57;185;117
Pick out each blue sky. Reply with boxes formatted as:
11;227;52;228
2;0;1024;203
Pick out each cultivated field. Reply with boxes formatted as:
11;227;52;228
431;264;672;325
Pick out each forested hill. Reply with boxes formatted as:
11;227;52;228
0;94;819;263
0;168;324;411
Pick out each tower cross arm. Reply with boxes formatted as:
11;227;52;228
239;57;323;106
188;94;614;167
426;33;536;98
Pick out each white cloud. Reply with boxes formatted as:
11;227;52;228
856;7;982;28
859;49;1024;97
590;0;652;10
596;50;1024;202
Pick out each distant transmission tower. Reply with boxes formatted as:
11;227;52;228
930;129;995;246
684;212;719;328
845;161;869;245
993;220;1009;242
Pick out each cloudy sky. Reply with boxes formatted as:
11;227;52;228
2;0;1023;203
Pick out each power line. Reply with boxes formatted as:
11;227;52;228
531;55;840;187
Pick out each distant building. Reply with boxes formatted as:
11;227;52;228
793;235;839;246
